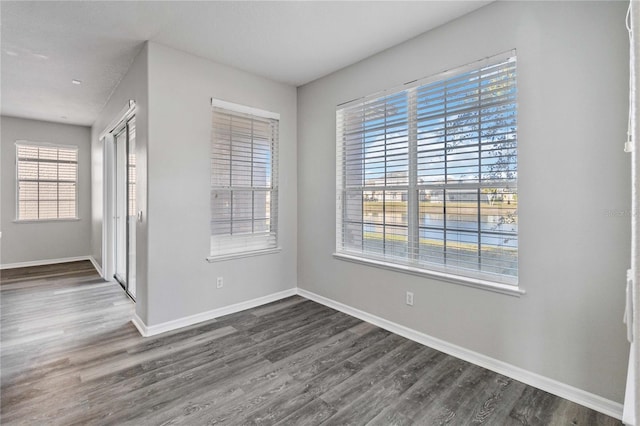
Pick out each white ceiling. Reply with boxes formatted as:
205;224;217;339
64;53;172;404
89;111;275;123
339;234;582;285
1;1;491;126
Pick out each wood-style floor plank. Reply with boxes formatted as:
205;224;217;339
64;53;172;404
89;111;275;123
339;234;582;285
0;261;622;425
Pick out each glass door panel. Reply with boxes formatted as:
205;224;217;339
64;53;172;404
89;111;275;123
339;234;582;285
127;118;136;298
114;128;127;286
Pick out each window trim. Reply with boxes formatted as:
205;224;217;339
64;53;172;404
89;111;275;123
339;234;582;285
335;51;519;292
208;98;280;261
333;253;524;297
14;218;81;224
206;247;281;263
211;98;280;121
15;140;79;222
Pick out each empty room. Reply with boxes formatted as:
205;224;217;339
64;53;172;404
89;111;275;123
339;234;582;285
1;1;639;424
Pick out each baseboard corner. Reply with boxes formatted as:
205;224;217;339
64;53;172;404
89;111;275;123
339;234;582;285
88;256;103;277
131;313;149;337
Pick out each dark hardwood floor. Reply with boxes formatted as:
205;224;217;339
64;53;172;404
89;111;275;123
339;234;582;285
0;261;621;425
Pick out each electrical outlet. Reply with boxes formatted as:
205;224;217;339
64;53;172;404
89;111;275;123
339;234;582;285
406;291;414;306
216;277;223;289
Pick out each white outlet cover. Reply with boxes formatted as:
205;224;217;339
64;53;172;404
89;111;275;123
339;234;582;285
406;291;414;306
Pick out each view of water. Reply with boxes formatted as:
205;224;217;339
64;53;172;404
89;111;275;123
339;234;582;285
362;211;517;249
349;210;518;277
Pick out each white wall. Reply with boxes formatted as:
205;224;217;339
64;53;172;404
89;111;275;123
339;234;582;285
1;116;91;265
91;43;149;321
297;1;630;403
145;42;297;326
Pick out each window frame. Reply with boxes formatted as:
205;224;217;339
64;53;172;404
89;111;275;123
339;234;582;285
15;141;79;222
335;51;522;295
207;98;281;262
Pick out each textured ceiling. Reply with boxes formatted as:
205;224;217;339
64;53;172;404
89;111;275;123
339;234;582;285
1;1;491;126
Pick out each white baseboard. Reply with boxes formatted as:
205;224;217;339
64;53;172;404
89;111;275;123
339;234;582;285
131;313;148;337
296;288;624;421
88;256;103;277
126;284;623;419
0;255;93;270
131;288;297;337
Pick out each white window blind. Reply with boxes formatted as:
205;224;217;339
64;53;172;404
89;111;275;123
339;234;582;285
16;142;78;221
210;101;279;258
337;51;518;285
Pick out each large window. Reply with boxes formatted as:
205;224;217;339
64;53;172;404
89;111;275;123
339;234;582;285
209;100;279;259
336;52;518;286
16;142;78;221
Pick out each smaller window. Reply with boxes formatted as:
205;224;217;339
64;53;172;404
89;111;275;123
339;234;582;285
209;99;279;259
16;142;78;221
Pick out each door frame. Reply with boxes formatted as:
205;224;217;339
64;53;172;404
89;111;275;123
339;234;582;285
113;123;130;291
100;100;136;299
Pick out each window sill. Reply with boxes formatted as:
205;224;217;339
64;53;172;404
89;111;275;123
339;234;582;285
14;218;80;224
207;247;282;263
333;252;525;297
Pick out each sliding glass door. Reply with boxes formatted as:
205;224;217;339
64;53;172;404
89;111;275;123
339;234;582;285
113;117;136;299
